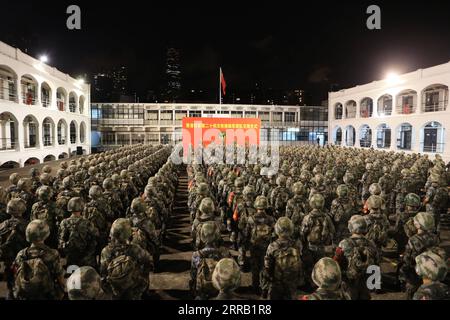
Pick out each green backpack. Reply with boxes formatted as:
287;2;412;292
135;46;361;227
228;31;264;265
251;221;272;246
15;248;53;299
196;251;220;298
273;246;301;283
346;238;377;280
107;250;138;296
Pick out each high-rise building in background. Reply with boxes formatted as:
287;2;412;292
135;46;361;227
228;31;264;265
165;48;181;102
92;66;129;102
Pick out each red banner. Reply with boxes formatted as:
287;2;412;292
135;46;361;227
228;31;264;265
182;117;261;151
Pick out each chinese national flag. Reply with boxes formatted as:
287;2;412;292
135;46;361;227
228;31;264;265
220;68;226;96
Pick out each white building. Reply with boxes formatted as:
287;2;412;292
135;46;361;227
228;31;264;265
328;61;450;162
91;103;328;149
0;41;91;168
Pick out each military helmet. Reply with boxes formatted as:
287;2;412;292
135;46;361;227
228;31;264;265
234;177;245;189
17;178;31;191
276;175;287;187
367;195;383;210
343;172;354;185
9;173;20;185
29;167;40;177
415;251;448;281
40;173;51;185
130;197;146;214
197;183;209;195
102;178;114;190
348;215;368;234
42;165;52;174
120;170;128;179
111;174;120;185
405;193;421;208
200;221;220;244
26;219;50;243
413;212;435;231
62;176;73;189
212;258;241;292
365;163;373;171
254;195;269;210
110;218;132;242
60;161;68;170
6;198;27;217
336;184;349;198
309;193;325;210
275;217;294;238
313;174;324;186
88;167;96;176
430;173;441;184
311;257;342;290
89;185;103;200
67;197;85;213
401;168;410;176
369;183;382;196
243;185;256;198
36;185;53;201
56;168;66;178
199;197;215;215
292;182;304;196
67;266;103;300
253;165;261;175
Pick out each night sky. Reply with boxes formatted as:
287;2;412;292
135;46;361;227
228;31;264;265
1;0;450;103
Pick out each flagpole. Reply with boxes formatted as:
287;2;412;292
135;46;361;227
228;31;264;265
219;67;222;105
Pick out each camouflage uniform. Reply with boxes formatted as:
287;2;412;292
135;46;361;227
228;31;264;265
236;186;257;267
5;173;21;202
67;266;108;300
424;173;448;233
100;218;152;300
192;198;224;250
58;197;98;268
330;184;357;243
17;178;35;221
243;196;275;293
269;175;291;219
55;177;79;221
399;212;440;299
0;199;28;299
392;193;421;253
285;182;307;240
13;220;65;300
413;251;449;300
263;217;303;300
334;215;380;300
299;257;350;300
364;195;390;250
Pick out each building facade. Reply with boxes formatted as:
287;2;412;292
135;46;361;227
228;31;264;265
0;41;91;168
328;61;450;161
91;103;327;150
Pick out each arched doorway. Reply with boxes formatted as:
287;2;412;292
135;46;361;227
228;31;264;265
376;124;391;149
23;115;39;148
359;125;372;148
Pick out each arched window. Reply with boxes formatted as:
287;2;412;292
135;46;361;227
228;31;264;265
69;92;77;113
421;84;448;112
345;125;355;146
345;101;356;119
360;98;373;118
377;94;392;116
0;112;18;150
42;118;55;147
21;75;38;105
57;119;67;145
41;82;52;108
421;121;444;153
70;121;77;144
334;103;343;119
0;65;18;102
396;89;417;114
397;123;413;150
376;124;391;148
359;125;372;148
23;115;39;148
57;88;67;111
334;127;342;145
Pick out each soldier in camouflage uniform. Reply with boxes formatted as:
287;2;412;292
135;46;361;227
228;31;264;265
378;166;396;216
262;217;303;300
343;171;361;211
212;258;242;300
29;168;41;194
236;185;257;267
361;163;378;202
330;184;357;244
300;193;335;283
16;178;35;221
6;173;21;202
84;185;112;254
52;169;67;193
243;195;275;294
190;183;213;222
58;197;98;268
190;222;231;299
67;266;108;300
423;173;448;233
299;257;350;300
31;186;62;248
392;193;421;253
227;177;245;248
102;178;124;221
334;215;380;300
13;219;65;300
128;197;160;270
364;195;390;251
269;175;291;219
399;212;441;299
413;251;449;300
55;176;79;221
119;170;138;209
255;168;269;196
286;182;307;239
192;198;223;250
0;187;9;223
0;199;29;299
395;169;415;215
100;218;152;300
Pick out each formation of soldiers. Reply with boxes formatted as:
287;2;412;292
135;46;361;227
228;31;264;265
187;144;450;300
0;144;179;300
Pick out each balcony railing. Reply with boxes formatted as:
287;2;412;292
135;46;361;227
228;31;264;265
22;93;36;105
345;110;356;118
43;136;52;146
360;139;371;148
422;142;444;153
24;140;37;148
69;102;76;112
396;103;415;114
0;138;17;150
423;100;448;112
42;98;51;108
